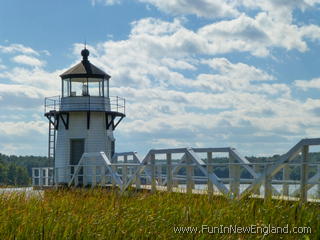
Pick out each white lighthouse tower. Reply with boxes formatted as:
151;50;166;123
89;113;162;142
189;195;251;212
44;48;125;185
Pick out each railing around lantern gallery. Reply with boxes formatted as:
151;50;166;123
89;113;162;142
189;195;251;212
44;96;125;115
32;139;320;202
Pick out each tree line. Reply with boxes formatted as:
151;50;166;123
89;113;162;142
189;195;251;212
0;153;49;187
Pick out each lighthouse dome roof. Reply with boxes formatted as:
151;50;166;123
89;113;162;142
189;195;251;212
60;49;110;80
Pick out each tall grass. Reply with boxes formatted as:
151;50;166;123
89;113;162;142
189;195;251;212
0;188;319;239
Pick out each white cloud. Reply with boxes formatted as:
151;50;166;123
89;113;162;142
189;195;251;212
88;1;320;57
161;57;197;70
91;0;121;6
3;2;320;156
0;67;61;92
0;44;39;55
0;143;34;156
240;0;320;22
12;55;45;67
295;78;320;90
74;16;319;155
198;12;320;56
139;0;239;18
0;120;47;136
0;83;49;99
202;58;274;81
100;14;320;63
90;0;239;18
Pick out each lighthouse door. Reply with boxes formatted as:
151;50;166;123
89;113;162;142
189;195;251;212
70;139;85;185
70;139;85;172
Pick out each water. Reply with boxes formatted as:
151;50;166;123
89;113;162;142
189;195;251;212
178;184;320;199
0;187;43;198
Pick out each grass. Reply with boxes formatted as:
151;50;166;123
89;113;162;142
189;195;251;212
0;188;319;240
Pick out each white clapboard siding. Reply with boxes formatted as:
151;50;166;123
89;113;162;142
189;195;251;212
55;112;114;183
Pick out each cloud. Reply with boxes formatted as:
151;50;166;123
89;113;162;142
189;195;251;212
0;120;46;136
0;67;61;91
240;0;320;21
88;1;320;57
90;0;239;18
295;78;320;90
12;55;45;67
0;120;47;156
2;1;320;156
198;12;320;56
71;16;320;155
116;14;320;62
0;83;49;99
139;0;239;18
91;0;121;6
0;44;40;55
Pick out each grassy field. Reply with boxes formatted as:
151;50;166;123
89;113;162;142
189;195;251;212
0;188;319;240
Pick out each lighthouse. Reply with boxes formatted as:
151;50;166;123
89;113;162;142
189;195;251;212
44;48;125;185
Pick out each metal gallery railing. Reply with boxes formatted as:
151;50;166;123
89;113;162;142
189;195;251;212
44;96;125;115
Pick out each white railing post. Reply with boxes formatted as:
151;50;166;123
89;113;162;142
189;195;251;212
44;168;49;186
83;162;87;187
123;155;128;186
229;153;240;198
55;168;58;187
39;168;43;187
133;153;141;189
151;153;156;193
301;145;309;202
166;153;173;192
283;164;290;196
264;162;272;201
101;166;106;186
74;167;79;187
186;154;193;194
317;163;320;199
49;168;53;186
157;165;162;186
207;152;213;195
135;167;141;190
67;166;70;184
92;166;97;188
112;156;118;187
32;168;36;186
253;164;261;195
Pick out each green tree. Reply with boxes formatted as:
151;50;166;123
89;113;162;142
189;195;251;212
16;166;29;186
7;164;17;186
0;164;7;185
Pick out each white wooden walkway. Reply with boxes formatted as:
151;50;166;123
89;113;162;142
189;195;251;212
32;138;320;202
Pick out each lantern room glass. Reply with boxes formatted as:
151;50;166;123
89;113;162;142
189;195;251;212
62;77;108;97
62;78;70;97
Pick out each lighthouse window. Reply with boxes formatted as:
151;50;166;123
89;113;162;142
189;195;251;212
70;81;84;97
89;81;100;96
86;78;103;96
62;78;70;97
104;79;109;97
82;83;89;96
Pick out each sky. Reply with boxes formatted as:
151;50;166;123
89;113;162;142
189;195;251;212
1;0;320;157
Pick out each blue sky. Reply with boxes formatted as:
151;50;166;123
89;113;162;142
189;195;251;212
1;0;320;157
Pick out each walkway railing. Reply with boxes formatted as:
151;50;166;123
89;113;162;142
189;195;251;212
32;167;54;186
32;138;320;202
